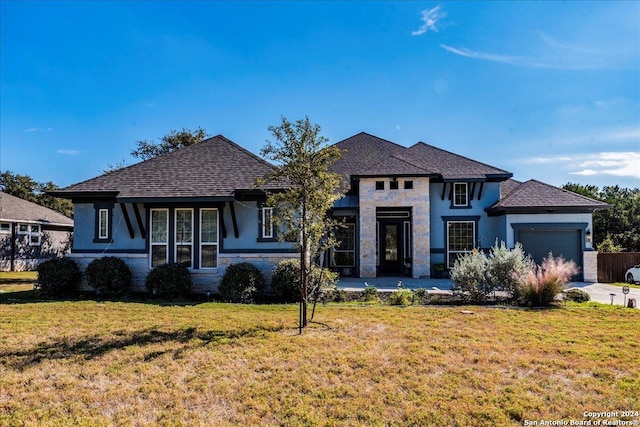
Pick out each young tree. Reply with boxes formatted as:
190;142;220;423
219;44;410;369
131;127;208;160
259;116;344;332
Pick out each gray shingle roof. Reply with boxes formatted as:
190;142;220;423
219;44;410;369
53;135;282;200
0;192;73;226
487;179;610;213
406;142;512;180
330;132;511;181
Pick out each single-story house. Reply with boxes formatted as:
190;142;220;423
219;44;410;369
50;132;608;291
0;191;74;271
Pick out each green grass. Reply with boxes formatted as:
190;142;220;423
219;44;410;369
0;295;639;426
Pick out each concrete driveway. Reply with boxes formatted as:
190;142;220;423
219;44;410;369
335;276;640;308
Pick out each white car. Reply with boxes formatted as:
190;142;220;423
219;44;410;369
626;265;640;284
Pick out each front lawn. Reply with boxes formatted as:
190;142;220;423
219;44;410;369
1;299;638;426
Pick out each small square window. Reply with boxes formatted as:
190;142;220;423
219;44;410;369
404;181;414;190
18;224;29;234
0;223;10;234
390;180;399;190
375;181;384;190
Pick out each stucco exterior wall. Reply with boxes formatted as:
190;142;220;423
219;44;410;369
0;226;72;272
358;177;430;278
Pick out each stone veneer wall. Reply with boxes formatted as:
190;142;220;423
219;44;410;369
358;177;430;278
583;250;598;283
69;252;297;294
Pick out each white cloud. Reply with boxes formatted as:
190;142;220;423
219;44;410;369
23;127;43;133
523;152;640;179
412;5;446;36
440;31;625;70
57;149;80;156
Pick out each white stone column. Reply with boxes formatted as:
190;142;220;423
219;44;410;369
583;251;598;283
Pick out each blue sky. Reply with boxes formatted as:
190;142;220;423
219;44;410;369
1;1;638;189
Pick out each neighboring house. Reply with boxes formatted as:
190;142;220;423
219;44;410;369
0;191;74;271
51;132;608;291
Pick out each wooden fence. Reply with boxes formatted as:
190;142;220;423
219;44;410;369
597;252;640;283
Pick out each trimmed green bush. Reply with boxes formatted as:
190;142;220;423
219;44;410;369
145;263;192;300
86;256;132;296
413;288;428;305
270;259;337;303
564;288;591;303
36;257;80;297
361;285;379;302
219;262;265;303
389;289;413;306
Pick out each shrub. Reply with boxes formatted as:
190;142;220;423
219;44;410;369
219;262;265;303
86;256;132;296
389;289;413;306
564;288;591;303
332;289;347;303
413;288;428;305
519;254;579;307
270;259;337;303
145;263;192;300
361;285;379;302
450;249;488;302
36;257;80;297
485;241;534;299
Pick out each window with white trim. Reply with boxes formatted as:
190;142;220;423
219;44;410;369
17;224;41;246
453;182;468;207
200;209;218;269
447;221;475;268
98;209;109;239
0;223;10;234
331;223;355;267
175;209;193;267
261;206;274;239
150;209;169;268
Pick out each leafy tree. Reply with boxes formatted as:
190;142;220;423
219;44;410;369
1;171;73;218
259;116;344;331
562;183;640;252
131;127;208;160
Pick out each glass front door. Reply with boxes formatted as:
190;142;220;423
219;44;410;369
380;222;402;275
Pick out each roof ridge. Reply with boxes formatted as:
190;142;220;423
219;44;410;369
411;141;511;175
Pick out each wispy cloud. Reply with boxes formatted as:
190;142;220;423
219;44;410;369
441;32;622;70
412;5;446;36
523;152;640;180
57;149;80;156
23;127;53;133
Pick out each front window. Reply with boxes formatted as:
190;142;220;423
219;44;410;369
200;209;218;269
150;209;168;268
331;223;355;267
0;223;10;234
447;221;475;268
261;207;273;239
453;182;468;207
175;209;193;267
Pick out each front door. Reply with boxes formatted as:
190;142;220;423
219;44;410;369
380;222;402;275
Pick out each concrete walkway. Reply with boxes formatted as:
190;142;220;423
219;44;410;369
335;276;640;307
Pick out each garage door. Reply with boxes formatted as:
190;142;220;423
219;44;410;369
517;229;583;281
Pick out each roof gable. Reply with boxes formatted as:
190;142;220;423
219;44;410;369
0;192;73;226
54;135;281;200
487;179;610;213
406;142;512;181
330;133;512;181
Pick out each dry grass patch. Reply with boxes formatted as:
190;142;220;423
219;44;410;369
1;301;639;426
